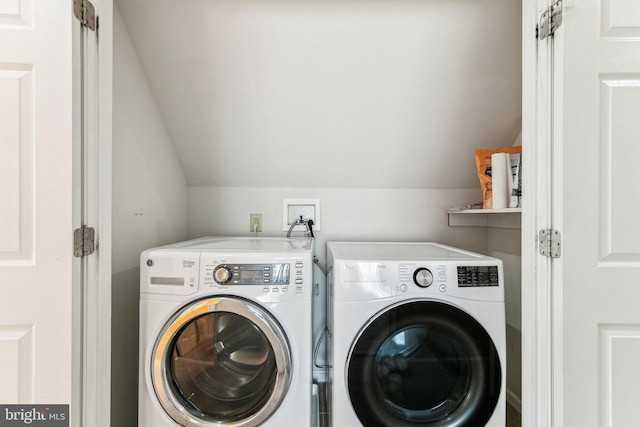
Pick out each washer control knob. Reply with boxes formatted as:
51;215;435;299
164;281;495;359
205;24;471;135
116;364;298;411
413;268;433;288
213;265;233;285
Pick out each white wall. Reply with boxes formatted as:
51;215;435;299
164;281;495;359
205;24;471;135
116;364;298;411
488;226;522;411
117;0;522;190
112;5;189;274
188;187;488;256
488;228;522;330
111;5;189;426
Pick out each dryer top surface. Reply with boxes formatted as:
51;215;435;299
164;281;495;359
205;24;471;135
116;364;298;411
328;241;492;262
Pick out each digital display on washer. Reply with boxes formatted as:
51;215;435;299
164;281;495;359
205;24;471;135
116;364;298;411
234;263;290;285
457;265;499;287
240;269;263;280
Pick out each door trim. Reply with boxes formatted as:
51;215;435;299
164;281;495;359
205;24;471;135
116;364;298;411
521;0;556;425
72;0;113;425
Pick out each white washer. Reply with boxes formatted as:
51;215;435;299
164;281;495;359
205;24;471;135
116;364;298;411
328;242;506;427
139;237;314;427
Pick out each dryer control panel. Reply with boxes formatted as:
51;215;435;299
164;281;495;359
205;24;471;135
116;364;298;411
457;265;500;287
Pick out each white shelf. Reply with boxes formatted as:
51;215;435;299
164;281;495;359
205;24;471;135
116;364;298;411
447;208;522;229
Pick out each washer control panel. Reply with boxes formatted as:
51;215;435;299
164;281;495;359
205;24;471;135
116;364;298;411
213;263;291;286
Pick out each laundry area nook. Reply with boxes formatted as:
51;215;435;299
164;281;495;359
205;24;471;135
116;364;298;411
111;0;522;426
5;0;640;425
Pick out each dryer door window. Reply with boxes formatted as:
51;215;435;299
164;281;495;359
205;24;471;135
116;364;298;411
152;297;291;427
347;300;501;427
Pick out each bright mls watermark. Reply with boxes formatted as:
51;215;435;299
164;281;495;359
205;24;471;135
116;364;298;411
0;405;68;426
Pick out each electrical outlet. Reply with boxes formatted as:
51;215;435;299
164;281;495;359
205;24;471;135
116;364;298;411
282;199;320;231
250;213;262;232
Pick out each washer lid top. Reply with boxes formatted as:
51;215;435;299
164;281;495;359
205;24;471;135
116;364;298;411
329;242;490;262
153;236;314;253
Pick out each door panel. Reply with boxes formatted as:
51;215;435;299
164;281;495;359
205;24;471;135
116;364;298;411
0;0;32;27
0;0;73;403
599;76;640;264
558;0;640;425
0;65;33;262
0;325;33;402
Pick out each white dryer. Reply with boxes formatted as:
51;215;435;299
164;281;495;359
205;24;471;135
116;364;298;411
328;242;505;427
139;237;314;427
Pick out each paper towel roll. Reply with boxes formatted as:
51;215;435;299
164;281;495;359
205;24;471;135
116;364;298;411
506;153;514;205
491;152;509;209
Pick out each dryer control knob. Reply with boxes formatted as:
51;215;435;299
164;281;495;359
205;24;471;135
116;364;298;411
213;266;233;285
413;268;433;288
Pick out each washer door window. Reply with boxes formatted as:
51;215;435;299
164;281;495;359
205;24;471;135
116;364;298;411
152;297;291;426
347;301;501;427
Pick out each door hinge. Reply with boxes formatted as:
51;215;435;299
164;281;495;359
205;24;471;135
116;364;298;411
74;0;97;31
537;0;562;40
74;225;96;257
539;229;561;258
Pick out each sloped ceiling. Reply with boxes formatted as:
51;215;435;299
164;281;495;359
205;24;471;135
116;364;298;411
116;0;522;189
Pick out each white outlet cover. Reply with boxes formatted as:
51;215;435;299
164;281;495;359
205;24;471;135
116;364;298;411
283;199;320;231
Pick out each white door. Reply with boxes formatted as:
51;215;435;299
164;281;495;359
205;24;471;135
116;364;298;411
534;0;640;425
0;0;74;406
0;2;112;425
